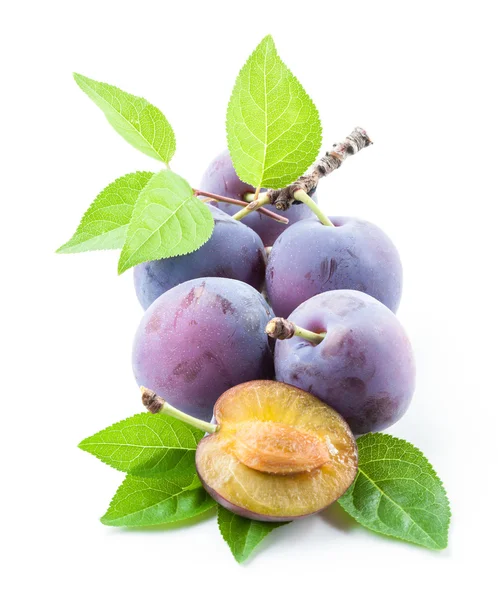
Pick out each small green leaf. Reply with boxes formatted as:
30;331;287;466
78;412;203;477
217;505;288;563
57;172;154;254
226;35;322;189
338;434;451;550
74;73;176;164
101;472;215;527
118;170;214;274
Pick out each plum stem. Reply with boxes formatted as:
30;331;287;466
266;318;326;345
141;387;218;434
193;189;288;224
293;190;334;227
231;193;271;221
194;189;288;224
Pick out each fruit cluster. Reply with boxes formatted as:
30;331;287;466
61;37;449;560
132;151;415;521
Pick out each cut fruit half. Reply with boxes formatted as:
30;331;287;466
196;380;358;521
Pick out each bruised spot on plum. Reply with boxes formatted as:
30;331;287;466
173;282;207;328
320;258;337;284
347;248;358;259
268;266;275;281
348;396;394;433
304;272;312;280
215;294;235;315
203;350;234;388
173;359;203;383
302;364;323;380
341;377;366;397
145;311;163;334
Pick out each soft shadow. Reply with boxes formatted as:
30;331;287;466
105;506;217;535
320;503;359;532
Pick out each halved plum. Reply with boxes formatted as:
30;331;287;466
195;381;358;522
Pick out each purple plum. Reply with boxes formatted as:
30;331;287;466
266;216;403;318
134;204;266;309
272;290;415;434
132;278;275;421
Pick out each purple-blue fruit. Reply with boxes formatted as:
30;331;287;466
132;278;275;421
199;150;318;246
266;217;403;318
134;205;266;310
272;290;415;434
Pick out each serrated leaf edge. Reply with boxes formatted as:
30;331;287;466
100;474;214;527
78;412;202;474
117;172;214;274
217;505;287;564
56;171;155;254
73;73;175;164
225;34;322;189
338;433;451;550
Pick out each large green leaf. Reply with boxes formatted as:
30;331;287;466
101;473;215;527
338;434;451;550
57;172;153;253
78;412;203;477
118;170;214;273
226;35;322;189
74;73;175;163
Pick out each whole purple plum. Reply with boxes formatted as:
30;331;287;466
134;204;266;310
199;150;318;246
271;290;415;434
266;216;402;318
132;278;275;421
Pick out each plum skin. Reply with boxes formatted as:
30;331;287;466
199;150;319;246
266;217;403;318
273;290;416;434
134;205;266;310
132;278;275;421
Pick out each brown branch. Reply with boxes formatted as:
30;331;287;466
266;127;373;211
194;189;288;224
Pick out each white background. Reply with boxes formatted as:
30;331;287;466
2;1;497;598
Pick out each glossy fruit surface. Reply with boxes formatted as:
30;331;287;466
132;278;274;421
196;380;358;521
199;150;318;246
273;290;415;434
266;217;402;318
134;205;266;309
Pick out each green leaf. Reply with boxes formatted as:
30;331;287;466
78;412;203;477
56;172;154;254
101;472;215;527
74;73;176;164
217;505;288;563
338;434;451;550
226;35;322;189
118;169;214;274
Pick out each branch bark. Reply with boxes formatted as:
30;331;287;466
266;127;372;211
